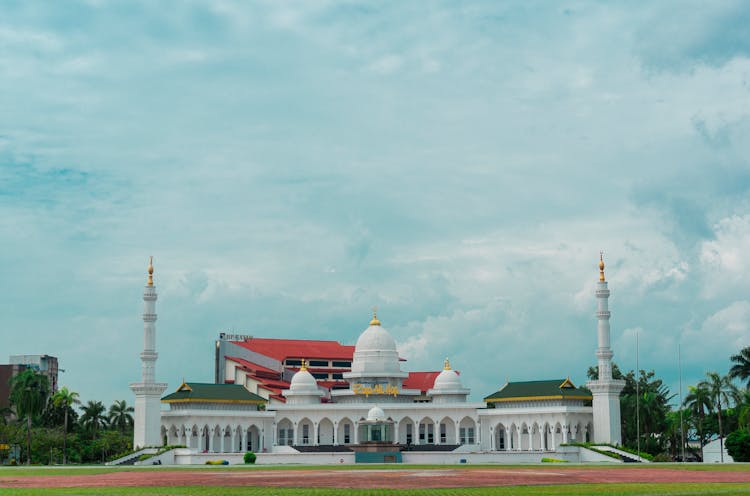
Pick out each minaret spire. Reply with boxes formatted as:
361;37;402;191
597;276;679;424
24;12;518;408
587;253;625;445
130;257;168;449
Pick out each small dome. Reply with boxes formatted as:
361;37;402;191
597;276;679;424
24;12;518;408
355;324;398;353
433;369;463;390
367;405;386;422
289;368;318;394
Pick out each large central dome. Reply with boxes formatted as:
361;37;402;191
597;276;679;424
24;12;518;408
344;313;408;379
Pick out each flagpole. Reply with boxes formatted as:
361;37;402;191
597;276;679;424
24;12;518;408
636;329;640;460
678;343;685;462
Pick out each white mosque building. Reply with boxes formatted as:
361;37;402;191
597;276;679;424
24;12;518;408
129;257;625;464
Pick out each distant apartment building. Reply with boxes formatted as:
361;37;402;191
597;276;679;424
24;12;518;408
0;355;60;412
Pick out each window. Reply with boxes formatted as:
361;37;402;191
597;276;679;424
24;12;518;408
406;424;413;444
309;360;328;367
312;372;329;380
286;359;302;366
420;423;434;443
302;424;309;444
344;423;351;444
278;427;294;446
246;434;253;451
332;373;343;380
459;427;476;449
440;423;447;443
332;361;351;368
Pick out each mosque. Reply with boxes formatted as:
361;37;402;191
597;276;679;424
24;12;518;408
129;257;625;464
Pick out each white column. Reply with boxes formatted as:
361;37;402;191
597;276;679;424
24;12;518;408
516;427;522;451
551;426;557;451
272;423;277;446
185;429;192;450
292;422;298;446
454;421;461;446
333;421;339;446
353;422;359;444
542;426;547;451
434;421;440;444
242;429;248;452
209;429;215;452
527;423;533;451
562;424;569;445
313;422;319;446
393;420;399;444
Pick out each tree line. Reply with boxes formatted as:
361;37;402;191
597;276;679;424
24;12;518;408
588;345;750;461
1;369;134;464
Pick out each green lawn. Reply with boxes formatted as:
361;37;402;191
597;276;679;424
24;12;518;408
2;483;750;496
1;463;750;477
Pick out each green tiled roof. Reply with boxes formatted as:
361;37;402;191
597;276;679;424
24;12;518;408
162;382;266;404
484;378;592;403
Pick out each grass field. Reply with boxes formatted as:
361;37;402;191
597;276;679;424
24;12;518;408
2;483;750;496
1;463;749;477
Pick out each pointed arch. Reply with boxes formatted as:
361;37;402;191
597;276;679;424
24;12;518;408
397;416;415;446
318;417;335;445
297;417;314;446
276;417;294;446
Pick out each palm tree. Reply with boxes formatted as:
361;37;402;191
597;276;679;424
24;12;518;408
79;400;108;439
684;383;712;458
729;346;750;389
737;390;750;433
52;387;80;464
9;369;50;464
699;372;740;463
108;400;134;432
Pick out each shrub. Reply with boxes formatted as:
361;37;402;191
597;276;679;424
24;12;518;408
652;453;672;462
726;430;750;462
244;451;256;464
541;457;568;463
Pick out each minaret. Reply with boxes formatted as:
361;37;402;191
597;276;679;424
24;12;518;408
586;254;626;445
130;257;168;449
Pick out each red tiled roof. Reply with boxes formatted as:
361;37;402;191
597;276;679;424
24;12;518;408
231;338;355;361
270;394;286;403
226;356;279;375
258;384;283;394
255;378;291;389
403;371;441;393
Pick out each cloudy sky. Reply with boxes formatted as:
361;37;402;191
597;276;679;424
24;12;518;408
1;1;749;408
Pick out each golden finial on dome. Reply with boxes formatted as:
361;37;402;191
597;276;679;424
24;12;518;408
444;357;451;371
599;251;605;282
370;306;381;326
147;256;154;286
300;359;307;371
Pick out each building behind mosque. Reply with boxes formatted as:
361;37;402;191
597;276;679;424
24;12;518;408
122;256;628;465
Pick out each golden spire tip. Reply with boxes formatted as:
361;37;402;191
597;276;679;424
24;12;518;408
370;306;381;326
444;357;451;370
300;359;307;371
147;256;154;286
599;251;605;282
